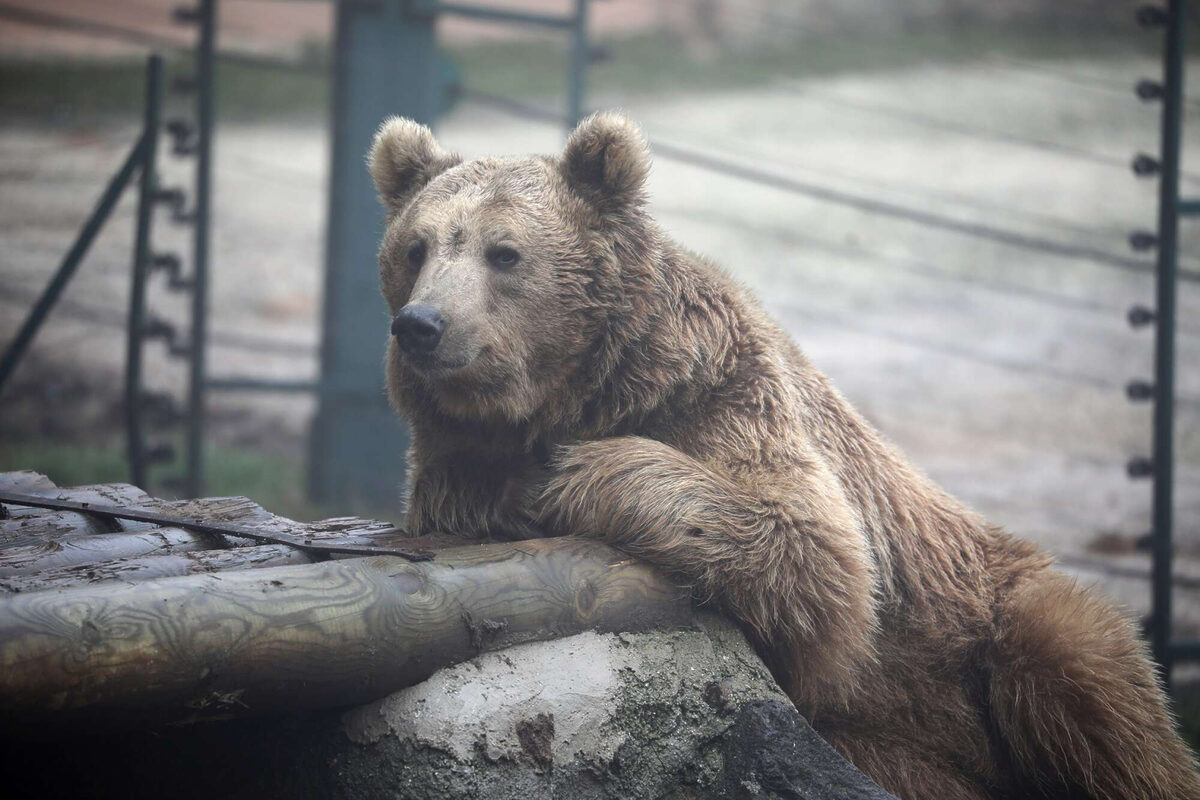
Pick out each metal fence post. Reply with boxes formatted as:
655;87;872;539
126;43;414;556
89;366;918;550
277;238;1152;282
310;0;439;511
126;54;164;489
184;0;217;498
567;0;590;129
1149;0;1186;685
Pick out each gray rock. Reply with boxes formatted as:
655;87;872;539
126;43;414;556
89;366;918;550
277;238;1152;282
3;614;894;800
329;613;895;800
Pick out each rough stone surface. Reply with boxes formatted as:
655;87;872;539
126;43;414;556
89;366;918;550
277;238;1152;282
328;613;894;800
3;614;894;800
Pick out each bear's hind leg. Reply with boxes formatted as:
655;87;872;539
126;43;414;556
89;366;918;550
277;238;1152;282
821;730;995;800
989;572;1200;800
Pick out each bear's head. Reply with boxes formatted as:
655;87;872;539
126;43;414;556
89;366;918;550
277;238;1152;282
369;112;656;428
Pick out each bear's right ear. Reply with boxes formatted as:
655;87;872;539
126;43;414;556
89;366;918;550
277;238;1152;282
368;117;461;217
561;111;650;211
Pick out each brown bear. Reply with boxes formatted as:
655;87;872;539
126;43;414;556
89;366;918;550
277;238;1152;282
369;112;1200;800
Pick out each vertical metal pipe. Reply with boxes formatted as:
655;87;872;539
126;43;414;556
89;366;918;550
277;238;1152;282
0;139;145;392
126;54;164;490
1151;0;1186;686
185;0;216;498
566;0;590;129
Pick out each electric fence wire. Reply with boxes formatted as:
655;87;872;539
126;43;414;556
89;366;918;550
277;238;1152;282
662;204;1200;338
778;83;1200;186
693;0;1200;110
460;89;1198;282
7;2;1199;400
0;281;317;357
8;3;1194;277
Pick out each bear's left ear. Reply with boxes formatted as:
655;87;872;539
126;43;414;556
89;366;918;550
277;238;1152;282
561;111;650;210
368;117;461;217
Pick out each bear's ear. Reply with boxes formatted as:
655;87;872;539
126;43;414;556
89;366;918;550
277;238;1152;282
561;111;650;210
368;117;461;217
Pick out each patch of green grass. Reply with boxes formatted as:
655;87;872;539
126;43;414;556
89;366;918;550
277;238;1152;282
0;437;347;522
0;439;129;488
0;57;331;120
0;22;1179;122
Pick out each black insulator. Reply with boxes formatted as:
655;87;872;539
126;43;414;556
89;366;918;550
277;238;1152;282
143;318;176;342
1127;457;1154;478
152;187;186;209
1136;5;1169;27
1132;153;1161;177
145;442;177;463
151;252;181;271
172;6;201;24
1125;380;1155;401
172;207;197;225
166;118;195;138
1129;230;1158;251
140;392;182;425
1136;79;1165;101
1128;305;1157;328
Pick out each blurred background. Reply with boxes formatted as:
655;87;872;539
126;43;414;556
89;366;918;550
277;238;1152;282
2;0;1200;703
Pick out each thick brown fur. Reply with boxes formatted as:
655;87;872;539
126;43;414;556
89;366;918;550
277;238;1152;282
368;112;1200;800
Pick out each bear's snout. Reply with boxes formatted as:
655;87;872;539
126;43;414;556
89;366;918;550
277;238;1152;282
392;304;447;356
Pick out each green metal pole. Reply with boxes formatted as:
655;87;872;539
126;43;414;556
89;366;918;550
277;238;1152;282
0;137;146;392
310;0;438;510
1151;0;1185;686
566;0;589;129
185;0;216;498
126;54;164;490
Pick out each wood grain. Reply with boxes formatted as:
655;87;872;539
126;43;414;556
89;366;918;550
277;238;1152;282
0;479;158;542
0;537;691;733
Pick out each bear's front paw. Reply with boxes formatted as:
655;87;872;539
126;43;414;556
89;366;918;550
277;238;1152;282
532;438;668;546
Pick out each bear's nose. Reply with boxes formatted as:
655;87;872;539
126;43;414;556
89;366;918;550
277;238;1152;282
391;304;447;355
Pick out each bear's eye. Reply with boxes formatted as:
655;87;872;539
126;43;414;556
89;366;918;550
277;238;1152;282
486;245;520;270
406;240;427;271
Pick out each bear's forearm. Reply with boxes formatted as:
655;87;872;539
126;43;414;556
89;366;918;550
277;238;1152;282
537;436;878;700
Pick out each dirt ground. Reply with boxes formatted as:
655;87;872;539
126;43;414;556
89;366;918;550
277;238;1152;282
4;50;1200;643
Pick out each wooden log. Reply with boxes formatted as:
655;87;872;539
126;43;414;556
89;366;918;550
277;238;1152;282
0;544;318;594
0;530;455;594
0;527;225;577
0;496;277;573
0;507;416;582
0;480;160;543
0;471;57;494
0;494;272;554
0;538;691;734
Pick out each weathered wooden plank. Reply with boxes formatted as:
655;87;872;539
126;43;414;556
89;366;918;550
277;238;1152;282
0;532;469;593
0;544;316;594
0;538;691;732
0;494;270;550
0;482;159;542
0;502;412;579
0;527;225;577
